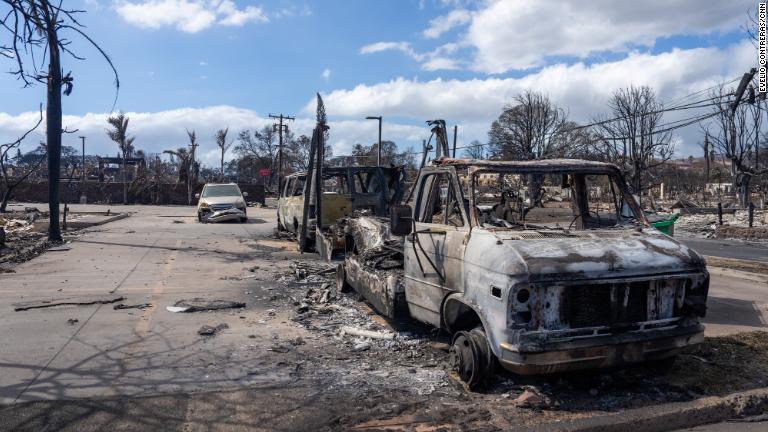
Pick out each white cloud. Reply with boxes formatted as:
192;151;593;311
0;106;433;166
313;40;755;156
462;0;752;73
423;8;470;39
381;0;752;73
360;41;465;71
216;0;267;26
322;68;331;81
360;41;424;61
199;60;208;66
421;56;460;71
115;0;267;33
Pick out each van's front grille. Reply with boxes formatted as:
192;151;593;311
564;281;676;329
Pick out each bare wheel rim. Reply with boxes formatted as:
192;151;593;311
450;331;480;385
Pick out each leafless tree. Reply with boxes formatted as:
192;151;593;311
487;91;570;205
106;113;135;204
215;128;231;182
702;84;766;207
592;85;674;197
235;126;278;186
488;91;569;161
0;109;45;212
284;133;311;172
1;0;118;241
461;140;485;160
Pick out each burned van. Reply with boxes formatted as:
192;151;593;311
338;158;709;388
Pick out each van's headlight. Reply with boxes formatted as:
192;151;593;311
199;201;208;209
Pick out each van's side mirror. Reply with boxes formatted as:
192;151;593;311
242;191;249;197
390;205;413;236
194;193;200;199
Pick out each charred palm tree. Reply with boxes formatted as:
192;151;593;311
215;128;230;182
106;113;135;204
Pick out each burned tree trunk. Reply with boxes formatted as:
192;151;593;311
0;189;11;213
46;28;63;242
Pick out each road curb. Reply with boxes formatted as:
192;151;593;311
533;387;768;432
89;212;131;227
704;255;768;276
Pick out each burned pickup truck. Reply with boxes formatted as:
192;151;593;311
337;158;709;388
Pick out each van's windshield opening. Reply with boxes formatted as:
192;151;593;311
471;171;639;230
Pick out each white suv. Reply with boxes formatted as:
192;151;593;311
195;183;248;223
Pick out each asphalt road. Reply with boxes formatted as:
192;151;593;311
0;204;299;406
679;237;768;262
675;420;767;431
0;203;766;431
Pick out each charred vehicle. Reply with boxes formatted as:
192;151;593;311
277;166;404;253
337;158;709;388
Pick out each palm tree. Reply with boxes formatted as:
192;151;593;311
164;130;199;205
163;147;190;182
106;113;136;204
215;128;231;182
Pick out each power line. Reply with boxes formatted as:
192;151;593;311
333;75;749;161
662;76;741;108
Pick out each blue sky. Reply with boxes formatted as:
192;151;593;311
0;0;760;166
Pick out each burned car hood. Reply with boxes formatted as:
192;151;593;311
493;229;705;282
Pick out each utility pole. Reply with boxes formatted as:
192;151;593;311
366;116;382;165
730;68;756;207
79;136;86;204
188;138;198;206
452;125;458;158
269;113;294;194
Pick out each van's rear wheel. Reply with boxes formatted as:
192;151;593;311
450;326;494;390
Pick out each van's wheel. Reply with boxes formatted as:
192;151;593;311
336;263;352;293
450;326;494;390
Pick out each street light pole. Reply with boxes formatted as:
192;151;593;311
366;116;382;166
79;136;86;203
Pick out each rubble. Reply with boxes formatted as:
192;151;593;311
674;209;768;240
165;298;245;313
14;296;125;311
513;389;550;409
341;326;396;340
113;303;152;310
198;323;229;336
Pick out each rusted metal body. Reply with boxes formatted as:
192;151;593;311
277;166;405;252
341;217;406;318
341;158;710;376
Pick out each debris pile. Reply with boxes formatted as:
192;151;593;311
198;323;229;336
166;298;246;313
273;258;452;397
674;209;768;240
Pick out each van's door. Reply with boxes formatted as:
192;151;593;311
403;167;469;326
